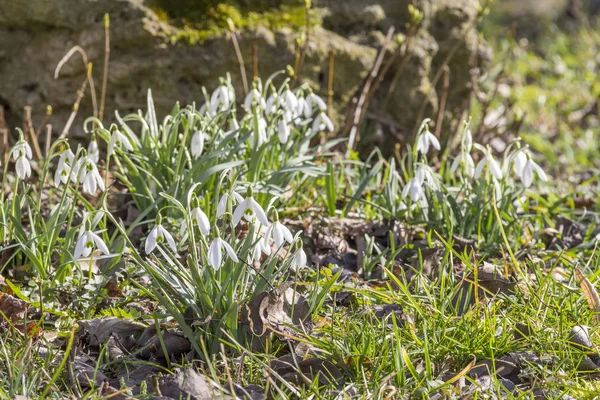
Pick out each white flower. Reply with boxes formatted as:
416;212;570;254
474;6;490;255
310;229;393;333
74;230;109;260
265;93;278;115
243;88;265;110
54;148;75;187
87;139;100;163
450;129;475;178
290;248;308;271
209;84;232;115
191;131;205;159
312;112;334;133
415;128;440;155
513;151;547;188
279;89;298;115
296;96;308;118
108;129;133;155
401;166;430;202
72;156;105;195
278;119;290;144
12;140;33;180
475;145;503;181
266;220;293;247
208;237;239;269
145;223;177;254
252;225;271;262
233;194;269;227
217;191;244;218
305;92;327;117
191;207;210;235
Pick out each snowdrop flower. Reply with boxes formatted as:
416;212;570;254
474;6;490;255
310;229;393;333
415;126;440;155
290;248;308;271
54;147;75;187
265;212;293;247
279;89;298;113
191;130;204;159
402;171;424;202
513;150;548;188
217;191;244;218
450;129;475;178
72;155;105;195
208;233;239;269
87;137;100;163
233;187;269;227
12;138;32;180
265;92;279;115
296;96;308;117
474;144;503;181
243;88;265;110
304;92;327;117
145;217;177;254
312;112;334;133
278;119;290;144
108;129;133;155
209;84;232;115
74;229;109;260
251;225;271;262
191;207;210;235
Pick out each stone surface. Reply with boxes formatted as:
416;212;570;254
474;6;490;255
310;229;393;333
0;0;488;150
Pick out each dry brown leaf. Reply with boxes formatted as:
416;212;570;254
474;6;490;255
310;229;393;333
575;268;600;323
0;291;30;320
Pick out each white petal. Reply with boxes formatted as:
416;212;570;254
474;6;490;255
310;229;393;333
249;198;269;227
23;142;32;159
427;132;440;151
191;131;204;158
489;158;503;180
278;120;290;144
416;134;428;154
221;240;239;263
401;183;411;199
90;232;110;255
281;223;293;244
474;159;486;179
513;152;527;177
322;113;334;132
93;167;105;192
208;239;222;269
273;223;284;247
74;235;88;260
410;180;422;202
193;208;210;235
217;194;228;217
232;199;249;226
533;162;548;182
232;192;244;203
160;226;177;253
465;155;475;177
450;157;461;174
522;162;534;188
145;226;159;254
464;130;473;151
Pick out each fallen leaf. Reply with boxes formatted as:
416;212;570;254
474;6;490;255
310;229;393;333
78;317;146;347
575;268;600;324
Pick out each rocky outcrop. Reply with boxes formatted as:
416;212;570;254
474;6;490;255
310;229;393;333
0;0;489;150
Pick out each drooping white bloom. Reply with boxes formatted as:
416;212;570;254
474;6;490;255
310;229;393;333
305;92;327;117
233;194;269;227
474;145;503;181
191;207;210;235
265;93;279;115
513;151;548;188
243;88;265;110
191;131;204;159
54;148;75;187
208;237;239;269
402;166;428;202
12;140;33;180
74;230;109;260
290;248;308;271
72;156;105;195
87;138;100;163
217;191;245;218
279;89;298;114
251;225;271;262
145;223;177;254
450;129;475;178
266;220;293;247
296;96;308;118
415;128;440;155
209;84;232;115
312;112;334;133
108;129;133;155
278;119;290;144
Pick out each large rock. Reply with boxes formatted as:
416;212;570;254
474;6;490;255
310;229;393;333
0;0;488;151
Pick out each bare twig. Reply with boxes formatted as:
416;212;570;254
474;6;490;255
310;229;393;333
99;14;111;123
346;27;395;156
23;106;43;159
45;124;52;158
252;40;258;80
228;19;248;96
60;64;92;139
55;45;98;118
433;66;450;140
35;105;52;138
291;0;311;87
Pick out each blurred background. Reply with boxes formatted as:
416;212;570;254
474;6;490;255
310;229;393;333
0;0;599;176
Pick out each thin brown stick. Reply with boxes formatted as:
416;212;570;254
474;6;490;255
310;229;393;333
346;27;395;156
60;65;91;139
45;125;52;158
433;66;450;140
35;105;52;138
327;49;335;115
23;106;43;159
228;20;248;96
291;0;311;87
252;41;258;79
99;13;110;123
54;46;98;118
